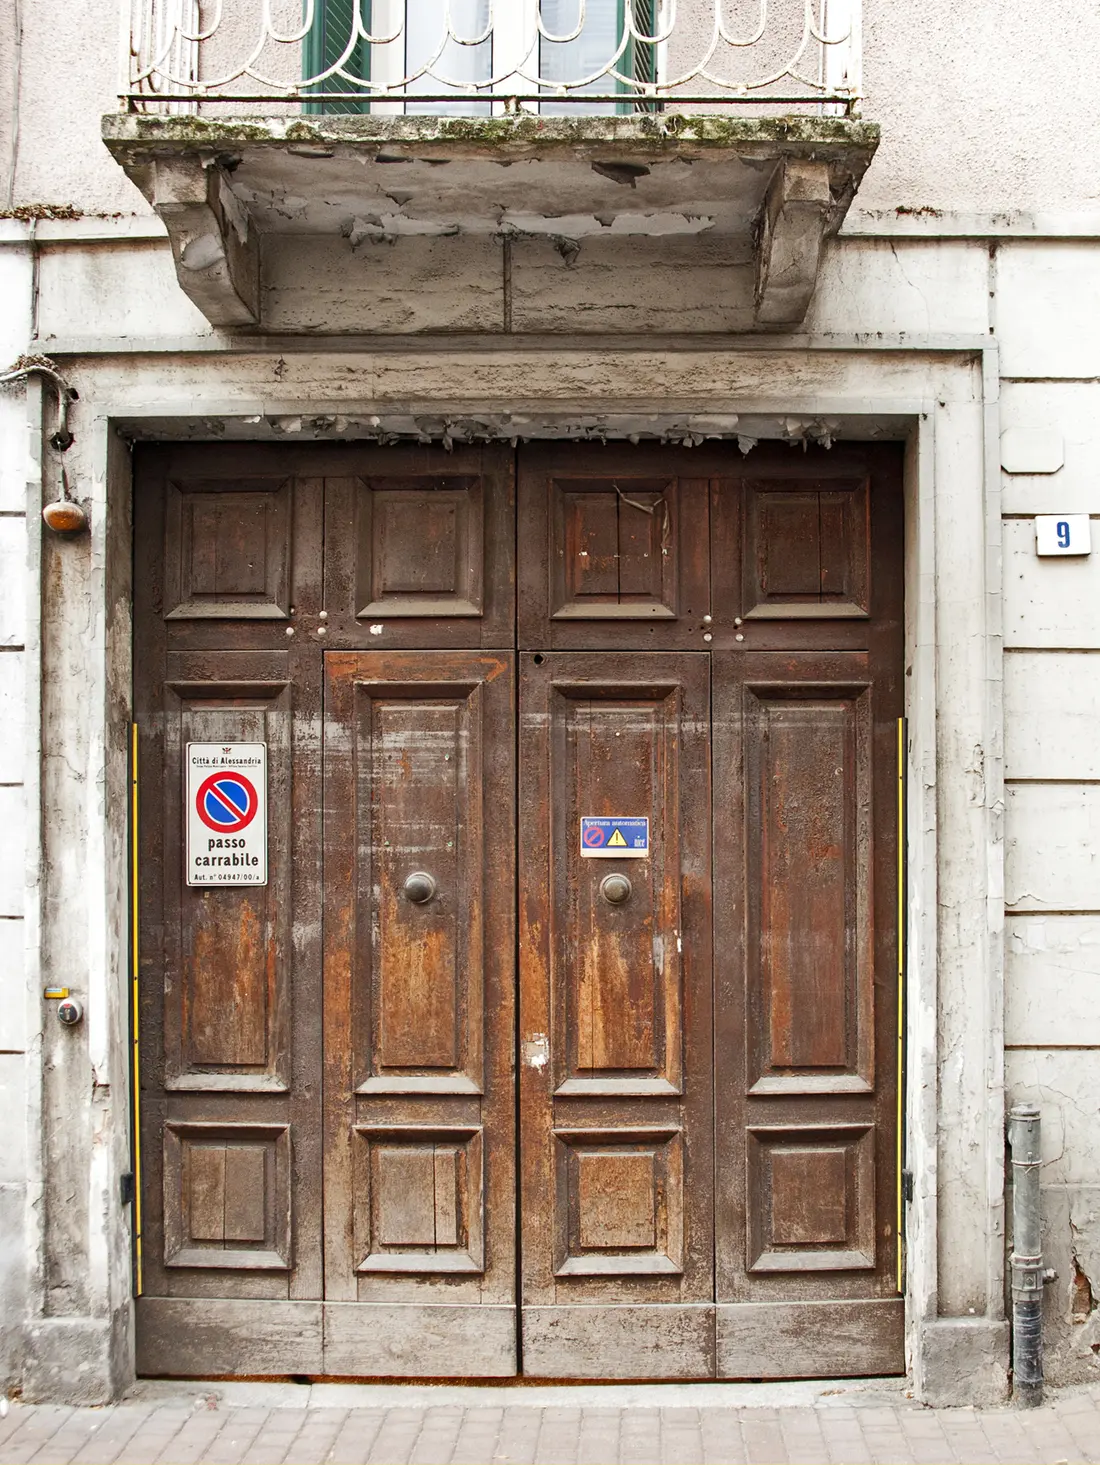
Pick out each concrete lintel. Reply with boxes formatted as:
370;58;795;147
147;158;259;328
914;1318;1010;1407
754;158;833;328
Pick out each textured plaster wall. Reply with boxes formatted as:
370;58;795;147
2;0;144;217
0;243;32;1390
0;0;16;209
856;0;1100;217
1;1;1100;217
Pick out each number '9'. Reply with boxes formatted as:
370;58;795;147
1057;520;1071;548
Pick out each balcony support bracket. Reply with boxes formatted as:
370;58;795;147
149;158;260;328
754;158;833;328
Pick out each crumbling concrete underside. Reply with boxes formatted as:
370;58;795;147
100;115;878;332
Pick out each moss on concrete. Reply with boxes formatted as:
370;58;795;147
103;111;879;160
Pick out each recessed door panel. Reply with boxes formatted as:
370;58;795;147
518;651;714;1379
321;650;516;1374
741;478;871;619
159;657;293;1090
324;445;515;649
164;477;293;621
553;685;685;1094
519;445;710;649
712;645;903;1378
346;681;486;1093
741;665;876;1094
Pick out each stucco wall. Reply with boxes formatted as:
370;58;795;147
2;2;1100;218
0;241;32;1388
857;0;1100;217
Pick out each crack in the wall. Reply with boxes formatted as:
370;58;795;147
888;239;933;330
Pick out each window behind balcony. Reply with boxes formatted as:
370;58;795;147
405;0;492;115
303;1;656;115
540;0;656;114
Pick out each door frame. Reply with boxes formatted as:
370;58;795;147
21;347;1005;1400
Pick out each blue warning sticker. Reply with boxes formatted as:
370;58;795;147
580;816;649;858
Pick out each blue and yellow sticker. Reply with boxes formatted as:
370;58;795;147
580;816;650;858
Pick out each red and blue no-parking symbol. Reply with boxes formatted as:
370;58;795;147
195;771;259;833
187;742;267;887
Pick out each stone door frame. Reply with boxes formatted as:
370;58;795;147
14;341;1007;1404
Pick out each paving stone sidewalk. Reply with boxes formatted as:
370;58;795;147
2;1380;1099;1465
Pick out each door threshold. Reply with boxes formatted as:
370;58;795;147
126;1377;911;1411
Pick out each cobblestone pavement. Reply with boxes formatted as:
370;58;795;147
2;1380;1099;1465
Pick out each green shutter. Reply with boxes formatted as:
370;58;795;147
618;0;657;114
303;0;371;114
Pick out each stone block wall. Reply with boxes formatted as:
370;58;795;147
998;243;1100;1382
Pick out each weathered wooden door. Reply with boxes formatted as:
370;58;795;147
516;444;904;1377
320;648;516;1374
134;445;518;1376
135;438;902;1381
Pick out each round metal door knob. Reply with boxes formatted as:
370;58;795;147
599;873;632;905
403;871;437;904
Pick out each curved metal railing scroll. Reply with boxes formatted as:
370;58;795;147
125;1;861;114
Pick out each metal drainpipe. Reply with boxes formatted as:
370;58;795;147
1008;1102;1044;1407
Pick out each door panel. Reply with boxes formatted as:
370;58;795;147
159;658;294;1093
135;447;325;1367
708;443;903;652
712;649;903;1376
163;475;294;621
321;651;516;1375
324;446;515;649
518;445;711;650
740;476;870;619
518;651;714;1378
741;661;876;1095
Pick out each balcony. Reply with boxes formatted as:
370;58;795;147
102;3;878;333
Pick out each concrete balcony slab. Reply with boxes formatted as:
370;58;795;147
101;113;879;334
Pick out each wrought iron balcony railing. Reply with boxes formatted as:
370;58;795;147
124;1;862;116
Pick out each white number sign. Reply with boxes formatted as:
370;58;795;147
1035;515;1091;557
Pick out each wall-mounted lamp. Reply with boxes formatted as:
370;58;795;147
41;466;87;533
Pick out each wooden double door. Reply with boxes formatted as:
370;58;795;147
134;441;904;1380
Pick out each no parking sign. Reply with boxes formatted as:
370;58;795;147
186;743;267;887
